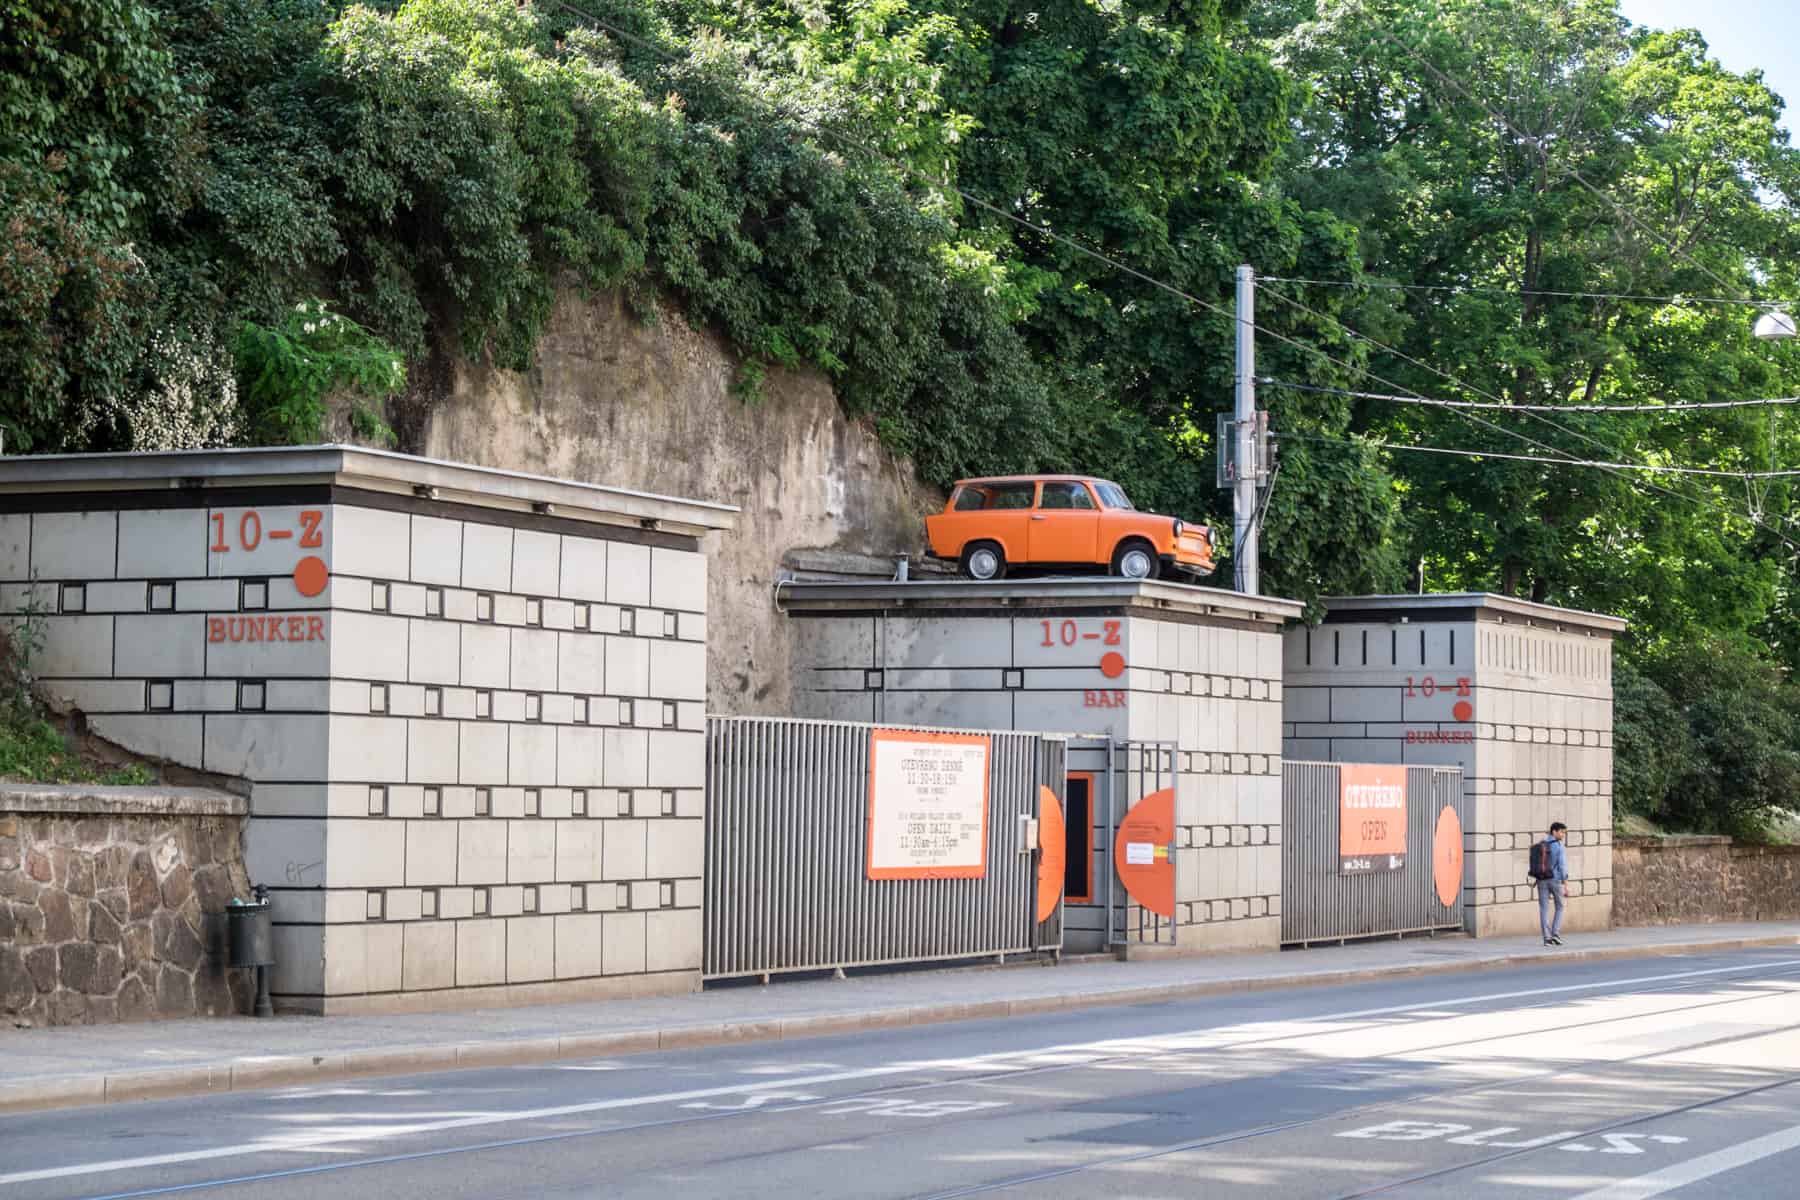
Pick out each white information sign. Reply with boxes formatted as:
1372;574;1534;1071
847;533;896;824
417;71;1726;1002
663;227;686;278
866;730;991;879
1125;841;1155;866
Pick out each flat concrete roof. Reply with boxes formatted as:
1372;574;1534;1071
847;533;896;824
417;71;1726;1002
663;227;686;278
1318;592;1627;634
0;445;738;535
778;577;1304;624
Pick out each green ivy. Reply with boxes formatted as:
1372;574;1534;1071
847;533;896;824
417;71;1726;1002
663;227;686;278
234;300;406;444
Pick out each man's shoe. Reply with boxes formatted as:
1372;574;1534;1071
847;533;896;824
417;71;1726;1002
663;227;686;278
1544;938;1554;945
1549;935;1564;946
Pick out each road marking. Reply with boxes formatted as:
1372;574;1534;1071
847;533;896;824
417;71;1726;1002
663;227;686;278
816;1098;1009;1118
4;957;1795;1189
1342;1122;1693;1153
1570;1123;1800;1198
1561;1133;1688;1154
679;1092;820;1112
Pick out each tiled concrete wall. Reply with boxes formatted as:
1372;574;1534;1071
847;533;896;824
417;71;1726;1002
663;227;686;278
1282;598;1618;937
790;585;1296;956
15;494;712;1013
1127;617;1286;954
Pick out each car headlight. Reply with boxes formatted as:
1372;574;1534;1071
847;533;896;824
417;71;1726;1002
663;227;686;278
1172;519;1184;537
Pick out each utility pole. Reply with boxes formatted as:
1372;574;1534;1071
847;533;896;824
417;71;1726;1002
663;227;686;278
1233;264;1259;595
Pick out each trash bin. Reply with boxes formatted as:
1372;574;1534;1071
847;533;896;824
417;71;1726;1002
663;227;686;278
226;884;275;1017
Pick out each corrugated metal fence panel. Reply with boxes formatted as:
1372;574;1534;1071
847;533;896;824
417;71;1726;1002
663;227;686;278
705;716;1053;980
1281;762;1467;945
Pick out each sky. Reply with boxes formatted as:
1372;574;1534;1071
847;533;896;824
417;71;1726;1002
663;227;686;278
1618;0;1799;140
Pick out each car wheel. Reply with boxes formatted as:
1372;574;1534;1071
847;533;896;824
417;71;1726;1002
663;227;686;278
1112;540;1160;581
960;542;1006;581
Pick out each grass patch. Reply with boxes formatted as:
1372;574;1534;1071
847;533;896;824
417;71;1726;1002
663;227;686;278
0;713;154;786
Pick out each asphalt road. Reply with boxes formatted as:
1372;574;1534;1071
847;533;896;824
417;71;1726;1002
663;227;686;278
3;947;1799;1199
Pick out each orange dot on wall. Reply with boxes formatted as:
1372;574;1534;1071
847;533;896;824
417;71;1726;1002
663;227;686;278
1100;651;1125;679
1453;699;1473;722
293;555;330;598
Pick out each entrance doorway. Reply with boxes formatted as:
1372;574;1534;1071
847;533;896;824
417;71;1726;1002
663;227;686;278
1064;772;1094;904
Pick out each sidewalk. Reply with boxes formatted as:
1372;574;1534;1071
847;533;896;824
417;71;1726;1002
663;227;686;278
3;922;1796;1114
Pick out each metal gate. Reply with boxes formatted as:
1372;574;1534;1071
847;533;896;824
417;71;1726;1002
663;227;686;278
1060;737;1179;954
1281;762;1466;945
704;716;1063;980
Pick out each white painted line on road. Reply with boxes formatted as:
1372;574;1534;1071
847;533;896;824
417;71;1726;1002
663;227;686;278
1570;1122;1800;1199
5;957;1796;1190
1264;959;1800;1029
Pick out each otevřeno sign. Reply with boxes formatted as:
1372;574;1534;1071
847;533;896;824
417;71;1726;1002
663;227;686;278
1340;763;1407;874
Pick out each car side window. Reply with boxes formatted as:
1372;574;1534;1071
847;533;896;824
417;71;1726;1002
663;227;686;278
989;483;1036;510
951;487;988;511
1039;483;1095;511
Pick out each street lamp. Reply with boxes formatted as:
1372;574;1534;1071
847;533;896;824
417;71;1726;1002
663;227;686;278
1754;310;1797;340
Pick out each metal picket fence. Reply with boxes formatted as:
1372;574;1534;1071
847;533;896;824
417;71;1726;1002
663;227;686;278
704;716;1062;980
1281;762;1467;945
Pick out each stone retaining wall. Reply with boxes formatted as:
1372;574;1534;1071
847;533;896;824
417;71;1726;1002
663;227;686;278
0;787;250;1026
1612;835;1800;926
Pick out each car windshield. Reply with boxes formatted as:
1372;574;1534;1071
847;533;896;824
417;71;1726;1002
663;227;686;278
1095;482;1134;510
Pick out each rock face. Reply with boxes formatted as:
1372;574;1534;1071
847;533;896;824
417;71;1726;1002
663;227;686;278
414;290;942;716
0;792;251;1027
1612;835;1800;926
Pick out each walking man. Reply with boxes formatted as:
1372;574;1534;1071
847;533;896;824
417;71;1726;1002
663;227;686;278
1530;821;1569;946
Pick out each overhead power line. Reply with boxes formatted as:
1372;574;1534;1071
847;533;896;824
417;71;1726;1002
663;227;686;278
551;0;1796;549
1261;378;1800;414
1257;276;1798;310
1253;282;1799;550
1278;431;1800;479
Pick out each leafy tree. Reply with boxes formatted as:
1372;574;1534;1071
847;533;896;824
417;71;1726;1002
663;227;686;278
0;0;201;450
1610;656;1693;823
1618;640;1800;838
1266;0;1800;649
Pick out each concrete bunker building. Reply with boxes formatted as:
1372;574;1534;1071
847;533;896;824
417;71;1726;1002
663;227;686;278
1282;594;1624;936
5;447;735;1013
2;445;1627;1020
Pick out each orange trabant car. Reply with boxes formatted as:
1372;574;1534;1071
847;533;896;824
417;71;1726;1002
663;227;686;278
925;475;1217;581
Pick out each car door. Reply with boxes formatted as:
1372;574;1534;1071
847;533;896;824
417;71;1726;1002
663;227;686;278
977;481;1038;564
1028;481;1101;564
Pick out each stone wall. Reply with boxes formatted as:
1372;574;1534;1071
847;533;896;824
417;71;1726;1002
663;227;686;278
1;787;250;1027
1612;836;1800;926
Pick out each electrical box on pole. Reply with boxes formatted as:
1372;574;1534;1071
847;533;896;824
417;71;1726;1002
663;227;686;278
1216;411;1276;490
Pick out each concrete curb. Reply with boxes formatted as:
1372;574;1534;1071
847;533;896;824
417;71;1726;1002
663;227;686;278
2;933;1794;1116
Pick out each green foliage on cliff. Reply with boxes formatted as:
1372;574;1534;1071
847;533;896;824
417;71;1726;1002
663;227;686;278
0;0;1393;604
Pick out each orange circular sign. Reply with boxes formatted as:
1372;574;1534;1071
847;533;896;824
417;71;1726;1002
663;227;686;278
1036;786;1066;923
1452;700;1473;722
293;555;330;598
1114;786;1176;919
1100;651;1125;679
1432;804;1464;908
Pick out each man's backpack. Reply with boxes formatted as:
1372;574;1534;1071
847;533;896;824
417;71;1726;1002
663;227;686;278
1528;838;1556;882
